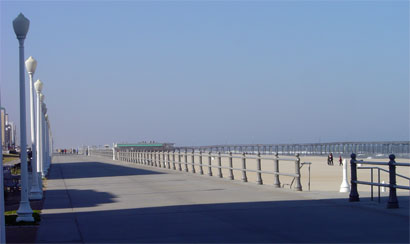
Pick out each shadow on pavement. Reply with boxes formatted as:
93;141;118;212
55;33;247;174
43;189;116;209
48;161;164;179
38;196;409;243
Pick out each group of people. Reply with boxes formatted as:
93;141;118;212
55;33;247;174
327;153;343;166
57;149;78;154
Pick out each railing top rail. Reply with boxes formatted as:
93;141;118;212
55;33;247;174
358;166;410;181
355;180;410;190
353;159;410;167
395;162;410;167
175;141;409;148
353;160;388;166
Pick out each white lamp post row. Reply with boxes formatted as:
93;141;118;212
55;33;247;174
31;63;52;187
2;13;54;226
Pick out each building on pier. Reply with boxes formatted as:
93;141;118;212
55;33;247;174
114;142;174;151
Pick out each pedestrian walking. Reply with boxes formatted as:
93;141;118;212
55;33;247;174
329;153;333;165
339;155;343;166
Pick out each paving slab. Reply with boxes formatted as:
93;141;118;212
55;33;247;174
36;155;409;243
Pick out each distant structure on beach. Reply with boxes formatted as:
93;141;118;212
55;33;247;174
114;142;175;151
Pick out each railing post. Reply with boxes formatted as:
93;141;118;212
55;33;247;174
294;154;302;191
172;150;176;170
147;151;150;165
158;151;162;168
154;151;158;167
207;151;212;176
192;149;197;173
217;152;223;178
163;151;167;168
178;149;182;171
228;152;234;180
151;151;154;166
184;149;188;172
161;151;165;167
349;153;360;202
387;154;399;209
256;152;263;185
161;151;164;167
241;152;247;182
273;153;280;188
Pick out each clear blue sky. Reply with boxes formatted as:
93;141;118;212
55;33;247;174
1;1;409;148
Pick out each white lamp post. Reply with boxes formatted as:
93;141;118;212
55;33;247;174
25;56;42;200
339;159;350;192
13;13;34;222
47;118;52;165
45;115;51;168
35;80;44;180
42;103;48;175
44;114;48;170
0;90;6;243
43;111;49;174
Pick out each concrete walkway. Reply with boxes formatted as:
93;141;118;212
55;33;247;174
36;155;409;243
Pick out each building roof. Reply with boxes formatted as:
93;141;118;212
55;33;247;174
117;143;165;147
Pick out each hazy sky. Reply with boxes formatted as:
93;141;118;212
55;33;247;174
1;1;409;148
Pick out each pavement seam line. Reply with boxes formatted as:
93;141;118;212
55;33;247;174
57;163;86;244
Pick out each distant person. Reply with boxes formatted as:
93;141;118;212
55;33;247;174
339;155;343;166
329;153;333;165
328;153;333;165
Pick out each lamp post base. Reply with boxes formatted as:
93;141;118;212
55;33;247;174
339;182;350;193
339;187;350;193
29;189;43;200
16;202;34;222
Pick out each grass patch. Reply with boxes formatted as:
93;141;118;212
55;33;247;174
3;154;19;164
4;210;41;226
11;168;21;175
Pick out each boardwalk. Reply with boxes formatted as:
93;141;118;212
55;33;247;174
37;155;409;243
